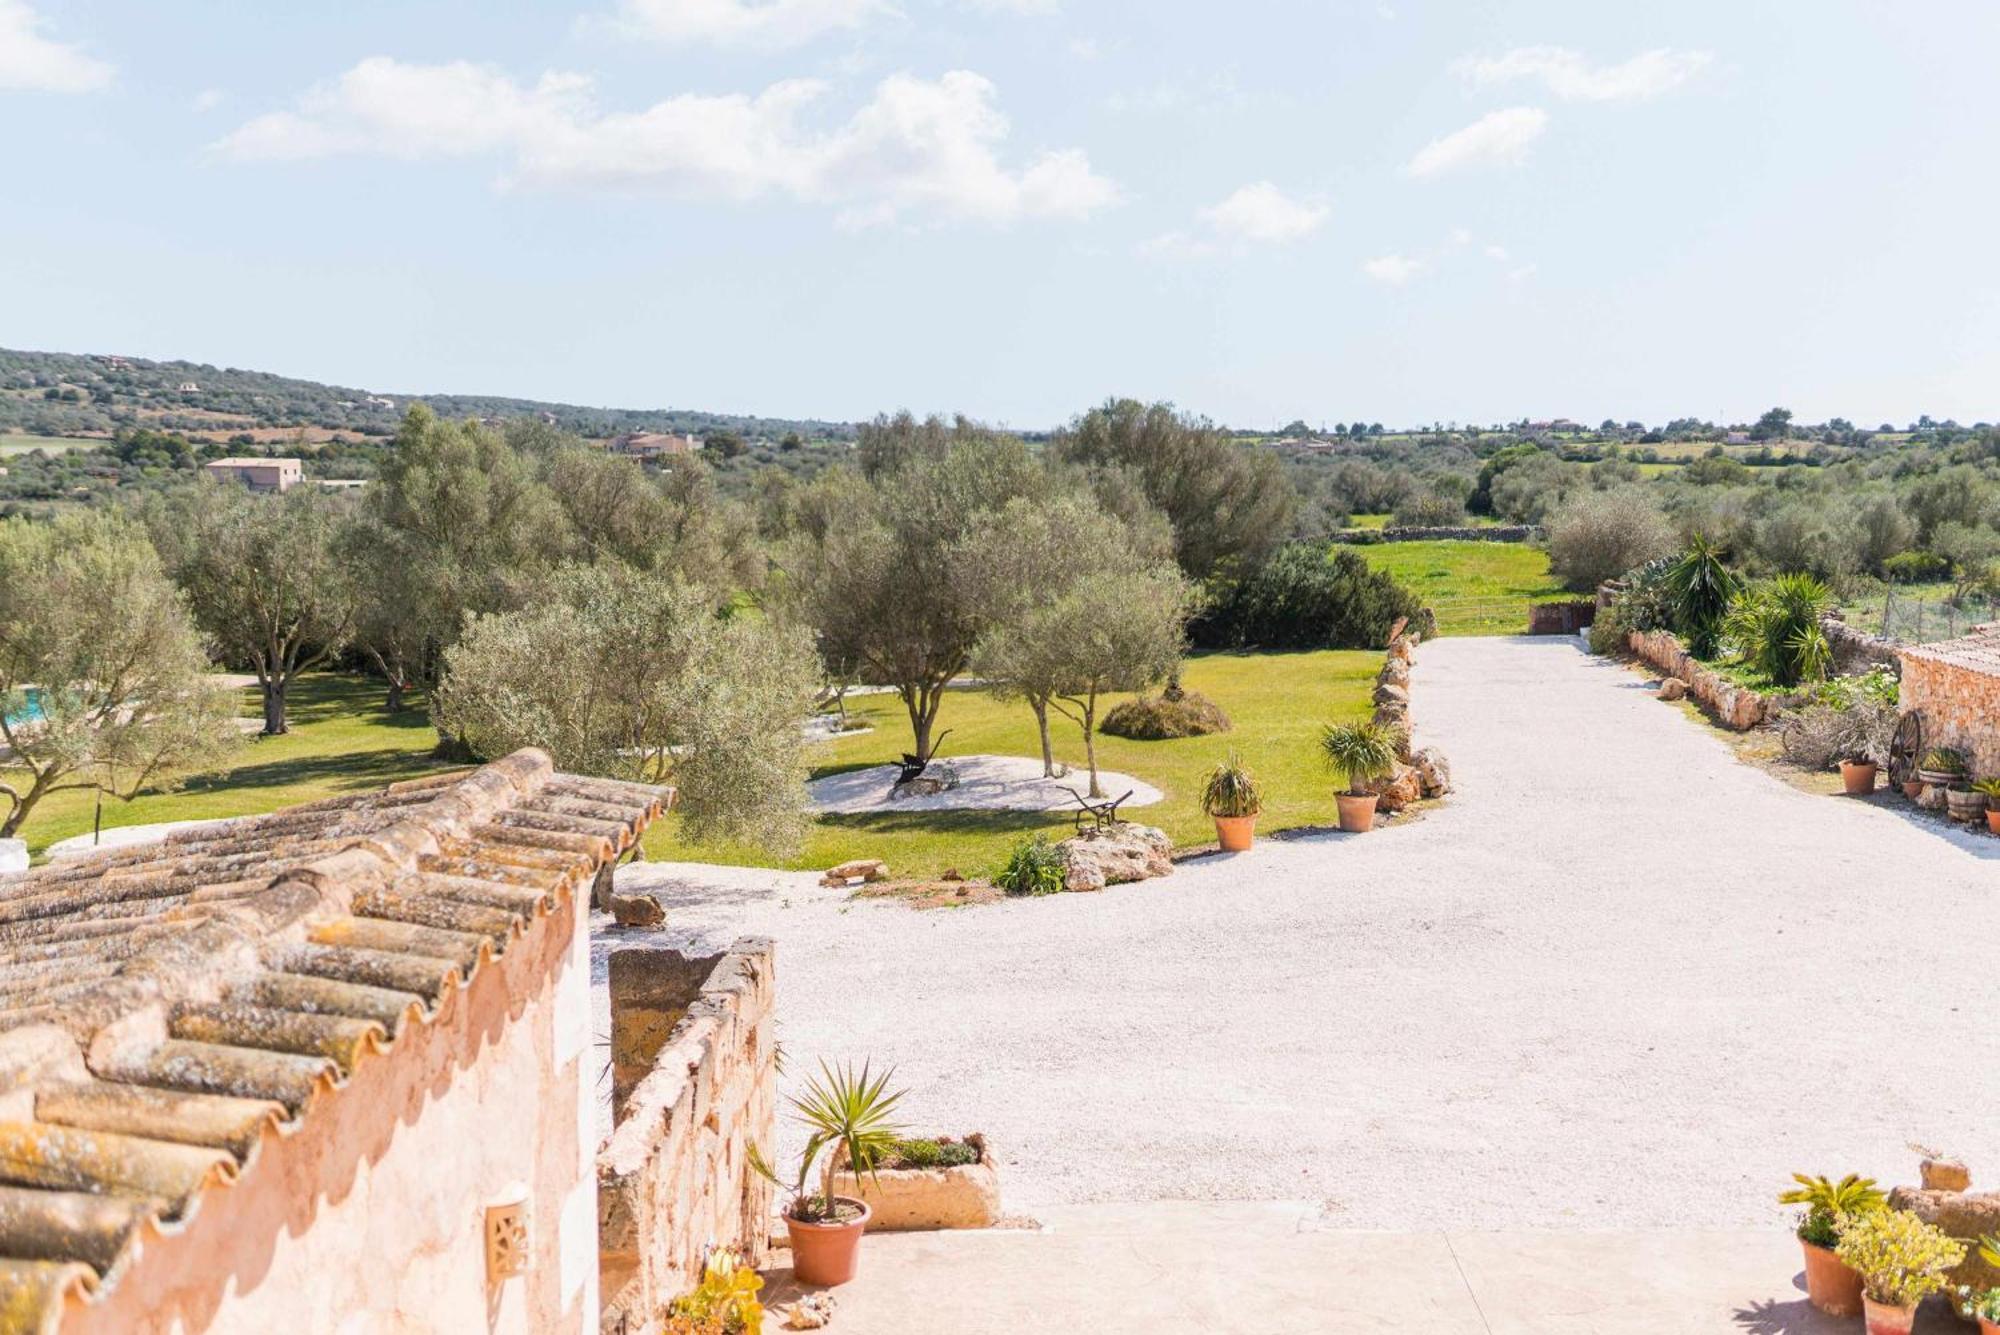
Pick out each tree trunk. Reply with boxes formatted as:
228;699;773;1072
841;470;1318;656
385;676;406;713
903;681;944;761
261;679;289;736
1083;692;1103;798
1032;698;1055;778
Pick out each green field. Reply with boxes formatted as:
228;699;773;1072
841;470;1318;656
1355;539;1567;636
0;434;97;455
10;675;448;855
12;654;1377;881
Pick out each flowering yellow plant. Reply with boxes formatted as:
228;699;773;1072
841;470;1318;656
665;1248;764;1335
1833;1209;1967;1308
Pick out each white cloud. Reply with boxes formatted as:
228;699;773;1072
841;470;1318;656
1455;46;1711;102
1198;181;1328;244
965;0;1059;11
216;59;1118;228
0;0;111;93
1362;253;1422;285
1483;243;1509;261
605;0;888;49
1403;106;1548;179
192;87;226;112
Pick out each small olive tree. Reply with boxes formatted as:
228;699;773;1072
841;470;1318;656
0;512;241;838
436;565;816;851
1546;488;1678;591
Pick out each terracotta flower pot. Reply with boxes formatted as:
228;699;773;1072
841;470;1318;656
1861;1296;1915;1335
1336;793;1378;833
1902;779;1924;800
1839;761;1878;795
1980;1318;2000;1335
1798;1239;1864;1317
1988;808;2000;835
1213;814;1257;852
786;1197;872;1287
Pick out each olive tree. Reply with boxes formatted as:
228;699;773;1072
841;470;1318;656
1546;488;1678;591
959;492;1175;777
158;484;356;735
436;564;816;851
0;512;240;838
781;421;1045;759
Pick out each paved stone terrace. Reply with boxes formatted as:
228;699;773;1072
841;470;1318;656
617;635;2000;1231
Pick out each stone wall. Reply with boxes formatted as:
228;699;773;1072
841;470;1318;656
597;938;776;1334
1899;652;2000;780
1334;524;1542;545
1820;614;1901;675
1627;628;1772;730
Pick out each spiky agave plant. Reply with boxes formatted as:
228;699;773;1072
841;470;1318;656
748;1060;905;1222
1319;720;1402;796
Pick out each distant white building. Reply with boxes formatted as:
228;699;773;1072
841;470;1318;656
177;381;200;393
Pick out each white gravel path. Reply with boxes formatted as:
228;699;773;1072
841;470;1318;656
807;754;1161;813
612;636;2000;1229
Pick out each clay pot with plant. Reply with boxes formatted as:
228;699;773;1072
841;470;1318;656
1778;1172;1886;1317
1976;779;2000;834
1200;753;1262;851
750;1060;905;1288
1955;1234;2000;1335
1320;720;1402;834
1840;752;1880;796
1834;1205;1967;1335
1918;746;1969;787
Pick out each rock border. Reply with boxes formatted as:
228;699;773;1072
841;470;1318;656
1365;617;1451;811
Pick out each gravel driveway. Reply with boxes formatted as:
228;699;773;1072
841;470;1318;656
614;635;2000;1228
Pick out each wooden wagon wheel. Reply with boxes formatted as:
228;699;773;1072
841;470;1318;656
1888;710;1924;788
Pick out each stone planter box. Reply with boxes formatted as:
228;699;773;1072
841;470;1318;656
834;1134;1000;1231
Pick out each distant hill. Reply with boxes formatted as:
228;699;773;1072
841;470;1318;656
0;346;855;445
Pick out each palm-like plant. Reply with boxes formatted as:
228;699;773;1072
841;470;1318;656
1199;753;1262;818
749;1060;906;1223
1778;1172;1887;1247
1726;573;1833;686
1320;720;1402;796
1662;534;1741;657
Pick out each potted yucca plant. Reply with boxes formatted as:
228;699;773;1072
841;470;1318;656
1200;753;1262;851
1975;778;2000;834
749;1060;905;1288
1778;1172;1885;1316
1319;720;1402;834
1835;1206;1966;1335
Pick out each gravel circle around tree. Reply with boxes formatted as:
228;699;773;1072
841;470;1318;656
807;754;1164;814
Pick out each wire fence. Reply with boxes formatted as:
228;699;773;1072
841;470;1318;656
1867;590;2000;644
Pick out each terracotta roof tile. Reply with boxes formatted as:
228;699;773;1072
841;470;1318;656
1899;623;2000;674
0;748;669;1333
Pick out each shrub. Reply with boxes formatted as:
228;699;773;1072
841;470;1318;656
1779;700;1896;769
1882;550;1949;584
1778;1173;1885;1248
1391;491;1465;527
1725;573;1833;687
1834;1206;1966;1308
664;1249;764;1335
1661;534;1741;657
1198;753;1262;818
1193;545;1418;651
882;1137;982;1170
1546;489;1677;591
1100;687;1231;739
993;834;1067;896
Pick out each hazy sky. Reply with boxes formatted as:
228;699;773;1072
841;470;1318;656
5;1;1997;428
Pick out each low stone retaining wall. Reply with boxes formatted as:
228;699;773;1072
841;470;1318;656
1627;629;1771;730
1367;619;1450;808
1821;613;1901;675
1529;600;1595;635
1334;524;1542;545
598;937;776;1334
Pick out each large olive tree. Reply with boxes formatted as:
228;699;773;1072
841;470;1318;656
0;512;240;838
437;564;816;851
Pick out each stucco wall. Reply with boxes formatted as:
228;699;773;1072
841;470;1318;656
62;883;598;1335
597;939;775;1335
1900;654;2000;779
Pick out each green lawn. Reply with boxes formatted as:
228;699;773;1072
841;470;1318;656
0;434;97;456
11;656;1377;882
653;649;1378;877
9;675;451;855
1355;540;1568;636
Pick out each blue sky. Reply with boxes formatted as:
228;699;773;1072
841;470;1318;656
5;1;1998;429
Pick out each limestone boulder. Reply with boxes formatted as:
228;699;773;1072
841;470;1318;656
1372;682;1409;709
891;762;960;800
1362;762;1423;813
1057;823;1171;893
1376;657;1411;688
1386;637;1414;665
1412;747;1452;798
0;839;25;875
1658;678;1688;702
1889;1185;2000;1293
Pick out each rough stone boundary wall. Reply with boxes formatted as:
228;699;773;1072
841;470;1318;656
1334;524;1542;545
598;937;776;1335
1627;629;1770;729
1898;651;2000;780
1821;614;1901;675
